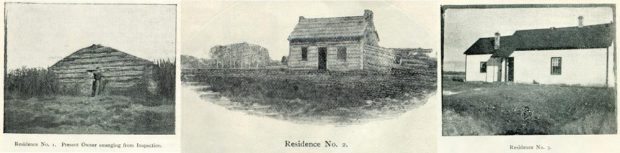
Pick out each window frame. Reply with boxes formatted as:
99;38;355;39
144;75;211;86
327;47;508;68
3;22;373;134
301;47;308;61
551;57;562;75
337;47;347;61
480;62;487;73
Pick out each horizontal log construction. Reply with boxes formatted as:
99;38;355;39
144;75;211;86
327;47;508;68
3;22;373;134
49;44;157;96
364;45;396;71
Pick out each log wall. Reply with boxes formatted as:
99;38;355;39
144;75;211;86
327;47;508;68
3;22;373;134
49;45;157;96
288;40;363;71
363;45;397;72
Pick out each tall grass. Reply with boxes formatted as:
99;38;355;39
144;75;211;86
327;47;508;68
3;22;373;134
187;70;437;123
116;59;176;105
154;59;175;100
443;81;616;135
4;67;79;99
5;60;175;100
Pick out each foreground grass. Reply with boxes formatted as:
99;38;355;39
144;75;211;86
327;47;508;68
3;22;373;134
443;81;616;135
4;96;174;134
185;70;436;124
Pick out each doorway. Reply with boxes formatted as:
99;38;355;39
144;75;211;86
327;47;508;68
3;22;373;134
506;57;514;82
318;47;327;70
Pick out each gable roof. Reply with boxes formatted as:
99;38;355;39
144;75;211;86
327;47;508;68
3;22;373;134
512;23;614;50
288;10;378;42
463;36;515;55
464;23;615;57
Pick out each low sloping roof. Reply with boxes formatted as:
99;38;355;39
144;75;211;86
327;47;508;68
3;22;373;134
464;36;514;55
464;23;615;57
288;10;379;42
50;44;153;68
289;16;367;41
512;23;614;50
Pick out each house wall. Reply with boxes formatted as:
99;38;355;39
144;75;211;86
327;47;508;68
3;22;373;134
510;48;611;87
607;42;616;87
49;48;156;95
363;45;396;71
288;40;362;71
465;54;500;82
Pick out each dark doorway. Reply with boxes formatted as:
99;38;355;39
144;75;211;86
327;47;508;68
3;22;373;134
318;47;327;70
507;57;514;82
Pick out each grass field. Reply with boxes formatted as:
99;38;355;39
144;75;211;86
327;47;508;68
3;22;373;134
4;63;176;134
4;96;174;134
184;69;436;124
443;80;616;135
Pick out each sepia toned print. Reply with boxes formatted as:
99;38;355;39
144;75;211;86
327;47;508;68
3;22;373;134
442;5;616;136
3;3;176;134
181;4;437;124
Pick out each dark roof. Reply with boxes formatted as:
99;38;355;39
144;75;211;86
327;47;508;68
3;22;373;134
288;10;378;42
512;23;614;50
464;23;615;57
463;36;514;55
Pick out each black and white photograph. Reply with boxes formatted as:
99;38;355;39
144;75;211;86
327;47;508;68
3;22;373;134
180;1;440;152
3;3;176;134
442;5;616;136
181;2;437;125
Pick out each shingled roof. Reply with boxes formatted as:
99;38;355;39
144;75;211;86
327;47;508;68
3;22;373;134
464;22;615;57
288;10;378;42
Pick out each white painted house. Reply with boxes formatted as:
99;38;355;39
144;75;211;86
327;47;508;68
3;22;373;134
464;17;615;87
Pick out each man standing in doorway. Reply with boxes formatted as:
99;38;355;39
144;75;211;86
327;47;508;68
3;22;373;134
90;67;104;97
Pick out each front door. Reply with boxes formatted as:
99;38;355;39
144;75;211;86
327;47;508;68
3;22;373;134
506;57;514;82
318;47;327;70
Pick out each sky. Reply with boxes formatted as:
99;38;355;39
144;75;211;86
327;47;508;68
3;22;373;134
443;7;614;72
6;3;176;70
181;1;440;60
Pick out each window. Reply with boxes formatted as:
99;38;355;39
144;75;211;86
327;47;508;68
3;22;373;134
551;57;561;75
337;47;347;61
301;47;308;61
480;62;487;73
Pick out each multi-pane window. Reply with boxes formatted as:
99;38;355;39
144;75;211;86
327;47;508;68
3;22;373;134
301;47;308;61
480;62;487;73
337;47;347;61
551;57;561;75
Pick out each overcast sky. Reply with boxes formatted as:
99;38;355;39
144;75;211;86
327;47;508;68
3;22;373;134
181;1;439;60
443;6;614;72
6;3;176;70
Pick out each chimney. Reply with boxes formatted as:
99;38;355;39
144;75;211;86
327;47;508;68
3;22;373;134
299;16;304;22
578;16;584;27
364;9;373;21
494;32;501;50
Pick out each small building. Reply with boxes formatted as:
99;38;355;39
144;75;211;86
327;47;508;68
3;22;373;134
49;44;157;95
287;10;397;71
464;17;615;87
209;42;271;69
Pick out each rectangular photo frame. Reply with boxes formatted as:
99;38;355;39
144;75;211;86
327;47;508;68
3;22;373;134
1;1;180;152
